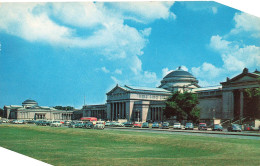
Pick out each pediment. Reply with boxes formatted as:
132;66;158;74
106;85;128;95
231;75;258;83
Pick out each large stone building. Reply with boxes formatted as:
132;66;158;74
83;67;260;126
4;99;73;120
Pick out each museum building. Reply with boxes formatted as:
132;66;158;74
83;67;260;125
3;99;73;120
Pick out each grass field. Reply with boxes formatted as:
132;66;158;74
0;124;259;166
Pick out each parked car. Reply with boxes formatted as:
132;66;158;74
105;121;112;126
185;123;194;130
124;122;134;127
133;122;142;128
198;123;208;130
68;121;77;128
162;122;170;129
13;120;24;124
50;121;62;127
64;121;71;126
74;121;85;128
227;124;242;132
152;122;159;128
83;122;94;129
212;124;223;131
94;121;105;130
173;122;182;129
113;122;124;127
142;122;149;128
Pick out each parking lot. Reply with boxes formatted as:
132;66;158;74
1;119;259;139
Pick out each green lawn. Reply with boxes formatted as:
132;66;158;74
0;124;259;166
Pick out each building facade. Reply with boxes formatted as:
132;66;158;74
83;67;260;126
4;99;73;120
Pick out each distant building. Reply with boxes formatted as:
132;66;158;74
3;99;73;120
83;67;260;126
83;67;199;122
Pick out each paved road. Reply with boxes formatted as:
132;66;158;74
106;127;260;140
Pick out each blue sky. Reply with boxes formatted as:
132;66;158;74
0;1;259;108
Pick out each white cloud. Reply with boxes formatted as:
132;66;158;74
212;7;218;14
210;35;260;72
230;12;260;38
114;69;122;75
192;62;222;79
101;67;110;73
181;1;220;14
162;68;173;77
210;35;231;51
107;2;176;23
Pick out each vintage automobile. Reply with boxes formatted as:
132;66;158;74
227;124;242;132
50;121;62;127
198;123;208;130
105;121;112;126
173;122;182;129
141;122;149;128
112;122;124;127
185;123;194;130
212;124;223;131
124;122;134;127
152;122;159;128
83;122;94;129
133;122;142;128
162;122;170;129
74;121;85;128
94;121;105;130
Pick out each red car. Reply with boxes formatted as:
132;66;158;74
133;122;142;128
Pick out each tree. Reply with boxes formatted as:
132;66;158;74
244;87;260;119
54;106;74;111
0;108;3;117
164;91;200;123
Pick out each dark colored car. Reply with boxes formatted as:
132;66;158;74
212;124;223;131
83;122;94;129
124;122;134;127
227;124;242;132
198;123;207;130
162;122;169;129
142;122;149;128
185;123;194;130
152;122;159;128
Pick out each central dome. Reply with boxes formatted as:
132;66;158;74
159;66;199;92
164;67;194;78
22;99;38;108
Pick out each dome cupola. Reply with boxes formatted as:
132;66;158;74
159;66;199;92
22;99;38;108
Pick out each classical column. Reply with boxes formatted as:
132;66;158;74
119;103;121;119
111;103;114;121
158;107;161;121
240;89;244;119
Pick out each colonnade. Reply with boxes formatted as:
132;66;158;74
150;107;163;121
35;113;46;119
110;102;126;121
61;113;72;120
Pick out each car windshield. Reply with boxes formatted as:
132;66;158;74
174;123;180;125
199;124;206;126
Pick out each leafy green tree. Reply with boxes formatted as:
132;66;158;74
244;87;260;119
164;91;200;123
54;106;74;111
0;108;3;117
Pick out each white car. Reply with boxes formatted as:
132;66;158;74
50;121;62;127
173;123;182;129
94;121;105;129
